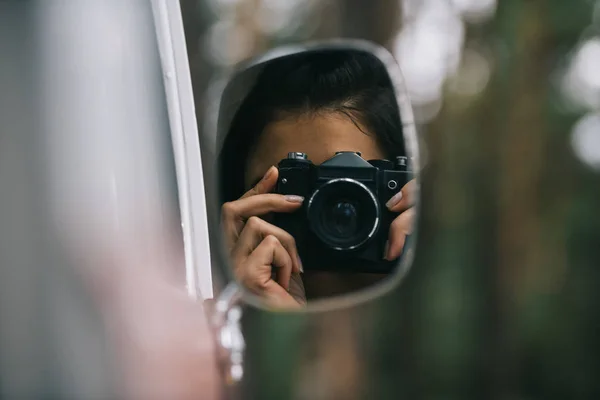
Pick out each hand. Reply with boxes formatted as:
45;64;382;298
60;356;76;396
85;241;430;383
221;166;306;308
384;178;417;261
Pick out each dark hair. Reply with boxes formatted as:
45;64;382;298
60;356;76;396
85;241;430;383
218;49;405;202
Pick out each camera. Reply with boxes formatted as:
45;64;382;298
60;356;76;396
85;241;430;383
273;151;412;274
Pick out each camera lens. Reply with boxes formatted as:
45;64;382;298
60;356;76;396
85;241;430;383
307;179;380;251
329;201;358;237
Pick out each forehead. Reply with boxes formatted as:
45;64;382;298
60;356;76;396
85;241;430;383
244;113;386;189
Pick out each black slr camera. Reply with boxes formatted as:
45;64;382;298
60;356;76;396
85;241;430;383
273;151;412;274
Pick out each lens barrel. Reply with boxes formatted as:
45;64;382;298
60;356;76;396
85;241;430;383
306;178;380;251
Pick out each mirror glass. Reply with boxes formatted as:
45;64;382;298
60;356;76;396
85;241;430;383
212;43;419;309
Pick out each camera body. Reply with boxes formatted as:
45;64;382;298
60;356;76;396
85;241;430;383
273;151;412;274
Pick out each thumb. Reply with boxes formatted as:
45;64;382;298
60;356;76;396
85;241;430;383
241;166;278;199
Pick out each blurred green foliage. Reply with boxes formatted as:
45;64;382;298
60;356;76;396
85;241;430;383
377;1;600;398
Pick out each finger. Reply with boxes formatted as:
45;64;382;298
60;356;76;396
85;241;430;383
240;166;278;199
221;193;304;222
250;235;294;291
233;236;302;309
288;273;307;306
385;208;416;260
220;210;243;251
220;192;303;250
235;235;290;293
385;179;417;212
231;216;302;274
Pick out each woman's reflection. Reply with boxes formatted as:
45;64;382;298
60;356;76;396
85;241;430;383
219;51;416;308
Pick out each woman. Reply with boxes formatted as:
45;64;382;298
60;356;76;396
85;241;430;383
219;50;416;308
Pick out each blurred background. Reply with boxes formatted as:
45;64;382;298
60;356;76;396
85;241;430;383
181;0;600;398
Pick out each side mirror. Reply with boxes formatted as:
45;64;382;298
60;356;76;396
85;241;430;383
206;41;420;311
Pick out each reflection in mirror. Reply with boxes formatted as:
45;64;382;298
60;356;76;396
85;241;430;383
215;45;418;309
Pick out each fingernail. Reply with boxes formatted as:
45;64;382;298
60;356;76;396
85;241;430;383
385;191;403;209
284;195;304;203
262;166;275;181
383;240;390;260
297;255;304;273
